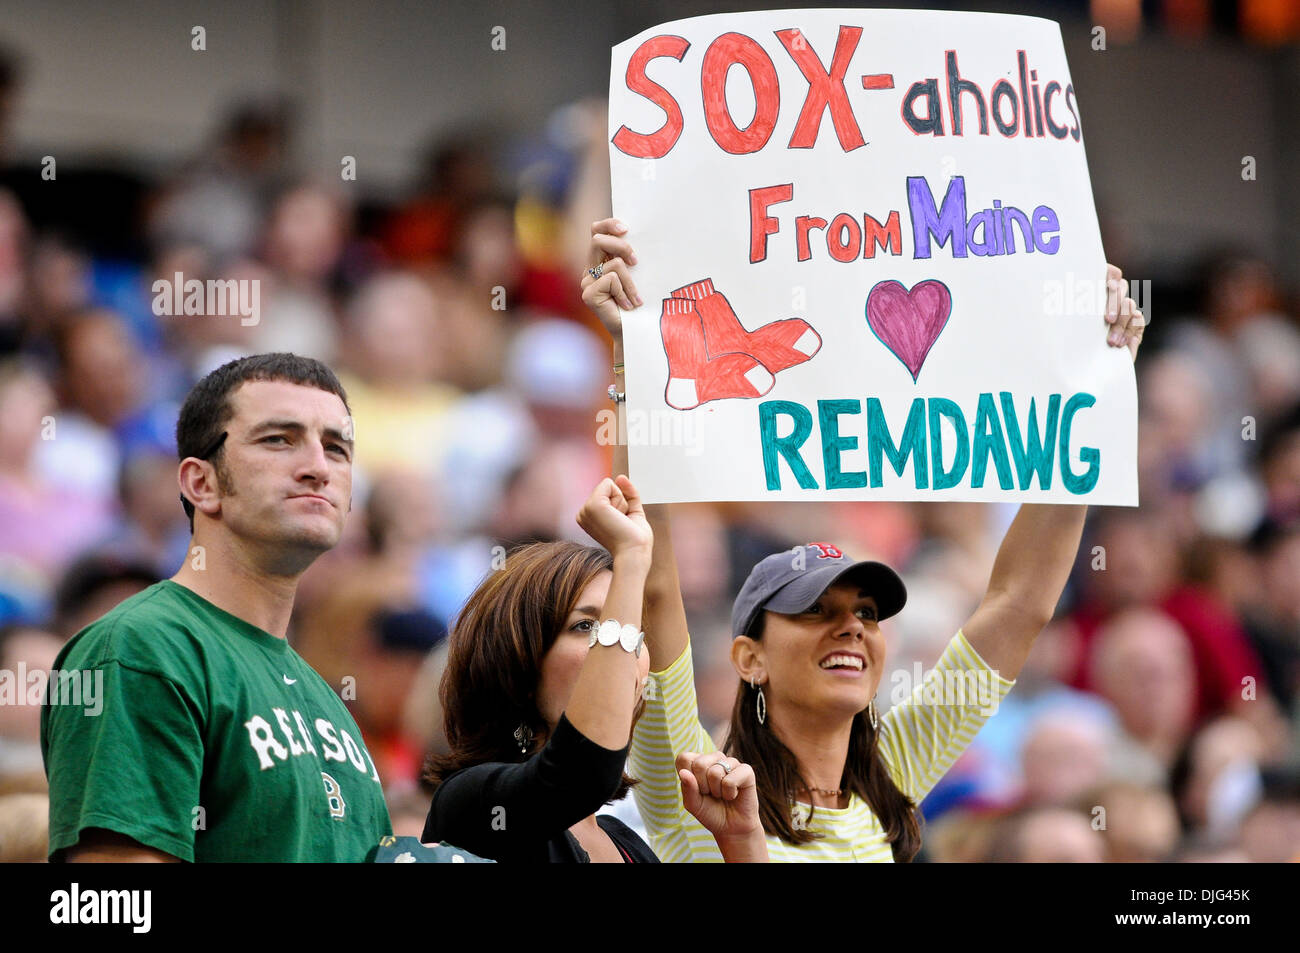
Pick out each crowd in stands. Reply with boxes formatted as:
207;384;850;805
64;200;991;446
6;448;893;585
0;51;1297;862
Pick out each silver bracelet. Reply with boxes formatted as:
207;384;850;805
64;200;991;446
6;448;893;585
589;619;644;656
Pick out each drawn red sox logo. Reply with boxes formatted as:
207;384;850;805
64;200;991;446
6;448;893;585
807;542;844;559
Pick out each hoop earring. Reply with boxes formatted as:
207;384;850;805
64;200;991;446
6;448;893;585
513;723;533;754
869;699;878;731
751;677;766;726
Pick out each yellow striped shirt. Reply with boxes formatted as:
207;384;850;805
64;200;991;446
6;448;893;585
629;629;1014;862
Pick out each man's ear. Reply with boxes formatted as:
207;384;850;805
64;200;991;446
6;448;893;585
731;636;766;685
178;458;222;522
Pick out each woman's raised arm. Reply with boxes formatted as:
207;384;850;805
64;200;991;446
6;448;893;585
582;219;690;673
566;475;653;750
963;265;1146;679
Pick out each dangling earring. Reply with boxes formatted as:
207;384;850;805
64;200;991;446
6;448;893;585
513;723;533;754
869;698;878;731
751;677;767;726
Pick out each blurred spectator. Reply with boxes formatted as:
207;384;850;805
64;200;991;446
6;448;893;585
1089;781;1181;862
458;195;583;320
0;792;48;861
506;318;606;446
455;200;524;302
434;388;533;539
336;271;461;480
0;189;26;354
1170;715;1265;840
402;639;451;763
1066;509;1281;729
1163;253;1297;481
148;99;292;262
250;181;352;362
984;807;1108;862
494;318;611;535
386;786;435;841
905;502;1003;608
422;266;512;393
485;450;576;545
0;624;61;785
432;317;604;551
356;608;446;783
1137;351;1219;499
1258;403;1300;526
1238;319;1300;427
93;436;191;578
953;622;1119;811
1171;839;1250;862
1019;709;1114;808
1237;772;1300;862
380;131;499;266
24;233;93;350
1241;520;1300;716
51;553;158;640
36;307;148;519
670;505;732;617
174;256;267;378
1088;607;1198;785
0;361;111;594
690;610;741;740
922;808;1001;862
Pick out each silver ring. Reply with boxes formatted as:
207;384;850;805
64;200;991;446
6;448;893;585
714;758;733;775
588;262;603;279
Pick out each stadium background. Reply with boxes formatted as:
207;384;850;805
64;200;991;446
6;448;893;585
0;0;1298;862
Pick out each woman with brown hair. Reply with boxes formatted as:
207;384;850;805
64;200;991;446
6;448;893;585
581;218;1147;861
421;475;767;862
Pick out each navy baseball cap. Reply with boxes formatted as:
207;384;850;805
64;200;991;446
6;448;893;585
730;542;907;639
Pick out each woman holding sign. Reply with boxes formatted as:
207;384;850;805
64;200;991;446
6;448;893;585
582;218;1145;861
422;474;768;862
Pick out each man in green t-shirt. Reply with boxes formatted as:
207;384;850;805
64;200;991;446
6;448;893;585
42;353;393;861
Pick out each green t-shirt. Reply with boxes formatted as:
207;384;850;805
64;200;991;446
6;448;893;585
42;580;393;862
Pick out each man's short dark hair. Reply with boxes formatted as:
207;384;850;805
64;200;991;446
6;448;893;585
175;353;351;530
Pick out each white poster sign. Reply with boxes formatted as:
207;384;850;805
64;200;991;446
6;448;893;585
609;9;1137;505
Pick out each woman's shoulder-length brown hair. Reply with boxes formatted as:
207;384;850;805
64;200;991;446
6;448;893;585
424;540;613;790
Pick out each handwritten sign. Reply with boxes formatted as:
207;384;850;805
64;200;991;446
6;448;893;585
608;9;1137;505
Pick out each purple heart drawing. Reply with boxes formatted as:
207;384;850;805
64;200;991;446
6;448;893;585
865;279;952;382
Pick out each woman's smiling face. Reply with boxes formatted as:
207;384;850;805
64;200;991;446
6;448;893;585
743;580;887;722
